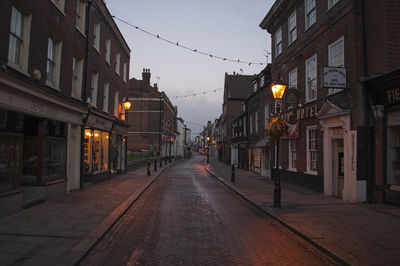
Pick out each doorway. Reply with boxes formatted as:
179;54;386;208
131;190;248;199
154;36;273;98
332;139;344;198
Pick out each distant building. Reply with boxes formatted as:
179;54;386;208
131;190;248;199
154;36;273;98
125;69;177;158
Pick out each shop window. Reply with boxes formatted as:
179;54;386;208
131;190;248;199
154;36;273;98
101;132;109;170
254;148;261;168
84;129;92;174
387;125;400;186
289;140;297;171
43;137;66;183
0;134;23;192
84;129;109;174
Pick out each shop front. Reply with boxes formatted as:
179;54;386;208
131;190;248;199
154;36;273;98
83;111;113;183
0;74;85;217
366;69;400;205
112;121;128;174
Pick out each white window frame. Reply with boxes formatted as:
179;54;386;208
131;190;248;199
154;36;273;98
288;11;297;45
288;139;297;171
105;39;111;65
306;125;318;175
90;71;98;107
259;75;265;87
103;82;109;112
93;23;100;52
328;0;340;10
51;0;65;14
305;54;317;102
46;38;62;90
123;62;127;83
115;53;120;75
328;36;345;95
275;27;282;57
114;90;119;117
305;0;316;30
75;0;86;34
71;57;83;99
289;68;297;89
8;7;31;75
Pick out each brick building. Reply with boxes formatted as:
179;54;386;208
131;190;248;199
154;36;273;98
221;72;254;164
125;69;177;158
0;0;130;217
260;0;400;203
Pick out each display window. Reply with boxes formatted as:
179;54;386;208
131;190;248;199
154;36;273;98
0;133;23;192
84;128;109;174
387;125;400;186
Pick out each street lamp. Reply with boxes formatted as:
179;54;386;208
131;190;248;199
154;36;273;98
206;136;210;163
270;77;287;208
169;137;174;162
123;97;132;121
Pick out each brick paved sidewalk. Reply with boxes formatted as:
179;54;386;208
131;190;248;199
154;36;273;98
206;157;400;266
0;161;173;266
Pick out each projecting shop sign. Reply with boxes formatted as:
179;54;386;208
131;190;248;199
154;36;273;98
322;67;346;88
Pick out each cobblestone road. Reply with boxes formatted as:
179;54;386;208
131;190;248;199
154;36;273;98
81;156;339;265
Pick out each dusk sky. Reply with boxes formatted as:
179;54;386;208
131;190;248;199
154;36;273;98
107;0;275;136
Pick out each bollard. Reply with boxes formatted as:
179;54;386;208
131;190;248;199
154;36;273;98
147;160;151;176
231;164;235;183
154;160;157;171
160;158;162;168
165;157;168;165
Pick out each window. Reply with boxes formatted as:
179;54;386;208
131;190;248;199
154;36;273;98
8;7;31;73
123;62;127;82
259;75;265;87
275;27;282;57
105;39;111;64
265;104;270;130
243;117;247;136
71;57;83;99
288;11;297;45
115;53;120;75
289;68;297;89
103;82;109;112
329;36;344;67
305;0;316;30
90;71;98;107
289;140;297;170
328;0;340;10
253;82;257;92
305;54;317;102
51;0;65;13
114;90;119;117
255;111;259;134
93;23;100;51
250;114;253;135
307;126;317;174
75;0;86;33
46;38;62;90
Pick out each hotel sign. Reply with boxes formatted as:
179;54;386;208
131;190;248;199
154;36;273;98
322;67;346;88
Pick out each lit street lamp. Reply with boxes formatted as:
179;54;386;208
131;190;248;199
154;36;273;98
270;77;287;208
206;136;210;163
169;137;174;162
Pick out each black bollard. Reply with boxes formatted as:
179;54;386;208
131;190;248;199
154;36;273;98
165;157;168;165
147;160;151;176
154;160;157;171
231;164;235;183
160;158;162;168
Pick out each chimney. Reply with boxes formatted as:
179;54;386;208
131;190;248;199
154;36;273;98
233;71;236;75
142;68;151;86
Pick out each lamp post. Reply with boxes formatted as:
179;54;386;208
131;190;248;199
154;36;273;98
206;136;210;163
270;77;287;208
169;137;174;162
123;98;132;121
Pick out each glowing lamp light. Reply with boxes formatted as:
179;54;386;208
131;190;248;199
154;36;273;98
270;80;287;99
85;132;91;137
206;136;210;142
94;133;99;137
123;100;132;111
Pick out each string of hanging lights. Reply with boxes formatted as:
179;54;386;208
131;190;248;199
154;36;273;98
170;88;223;99
112;16;265;66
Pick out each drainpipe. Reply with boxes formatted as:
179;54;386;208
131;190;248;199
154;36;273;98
361;0;373;203
80;0;92;190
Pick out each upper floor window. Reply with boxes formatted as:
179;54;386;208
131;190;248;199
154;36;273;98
72;57;83;99
305;54;317;102
115;53;120;75
328;0;340;10
288;11;297;45
255;111;259;134
306;125;318;174
123;62;128;82
75;0;86;33
8;7;31;73
250;114;253;135
46;38;62;90
90;71;99;107
264;104;270;131
51;0;65;13
93;23;100;52
289;68;298;89
114;90;120;117
253;82;257;92
275;27;282;57
103;83;109;112
329;36;344;67
305;0;316;30
105;39;111;64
